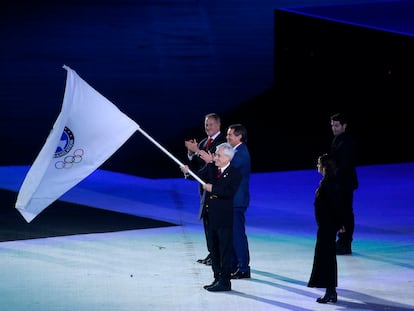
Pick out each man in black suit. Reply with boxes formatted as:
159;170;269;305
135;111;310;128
330;113;359;255
185;113;226;265
181;142;242;292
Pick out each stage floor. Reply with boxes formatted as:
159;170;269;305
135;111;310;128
0;163;413;311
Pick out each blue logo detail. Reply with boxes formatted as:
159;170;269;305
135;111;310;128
54;126;75;158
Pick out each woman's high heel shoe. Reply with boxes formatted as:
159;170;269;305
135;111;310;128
316;291;337;303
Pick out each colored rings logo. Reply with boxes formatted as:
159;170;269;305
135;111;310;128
54;126;84;169
55;148;84;169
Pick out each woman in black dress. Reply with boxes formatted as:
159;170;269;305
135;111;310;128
308;153;343;303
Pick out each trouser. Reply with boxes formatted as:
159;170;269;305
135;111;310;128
208;227;233;282
202;215;211;255
232;206;250;272
337;191;355;246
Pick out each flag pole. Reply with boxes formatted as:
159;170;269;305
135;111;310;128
136;125;206;185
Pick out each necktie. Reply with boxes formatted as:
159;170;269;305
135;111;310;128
205;137;213;149
216;168;222;179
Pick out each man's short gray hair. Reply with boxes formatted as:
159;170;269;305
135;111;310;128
216;142;235;160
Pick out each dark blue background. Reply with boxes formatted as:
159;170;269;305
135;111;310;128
1;0;413;178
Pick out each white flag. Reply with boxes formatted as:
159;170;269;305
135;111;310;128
15;65;139;223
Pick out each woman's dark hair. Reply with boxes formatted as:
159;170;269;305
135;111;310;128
318;153;337;177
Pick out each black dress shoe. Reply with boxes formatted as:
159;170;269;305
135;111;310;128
206;282;231;292
203;279;218;289
231;269;251;279
316;292;337;303
197;254;211;264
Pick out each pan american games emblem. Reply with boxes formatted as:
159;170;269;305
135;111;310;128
53;126;83;169
55;126;74;158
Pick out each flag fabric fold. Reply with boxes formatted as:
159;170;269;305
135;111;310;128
15;65;139;223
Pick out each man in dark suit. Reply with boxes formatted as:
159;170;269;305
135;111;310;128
181;142;242;292
185;113;226;265
226;124;252;279
330;113;358;255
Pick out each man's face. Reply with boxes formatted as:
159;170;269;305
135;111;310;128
331;120;346;136
226;128;241;147
214;147;230;167
205;117;220;137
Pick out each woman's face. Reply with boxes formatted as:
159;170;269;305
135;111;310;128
317;159;324;175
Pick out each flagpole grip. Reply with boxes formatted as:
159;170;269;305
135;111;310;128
136;126;206;185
